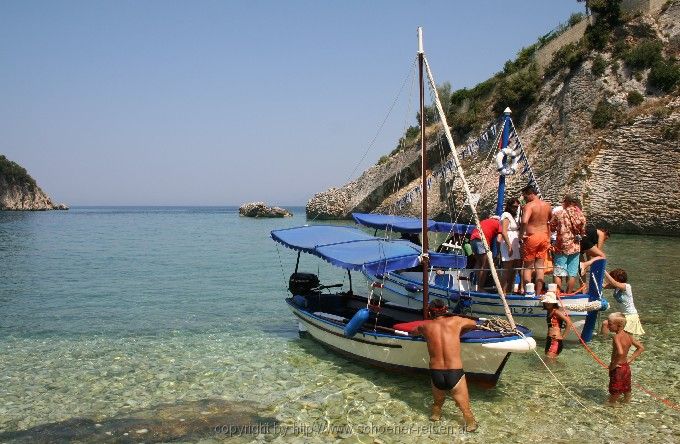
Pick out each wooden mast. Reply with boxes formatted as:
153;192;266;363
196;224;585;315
418;27;430;320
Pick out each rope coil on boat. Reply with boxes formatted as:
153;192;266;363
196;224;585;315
476;317;517;336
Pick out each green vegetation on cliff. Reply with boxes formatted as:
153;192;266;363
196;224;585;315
383;0;678;158
0;155;37;187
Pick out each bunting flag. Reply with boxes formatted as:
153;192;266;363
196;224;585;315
394;119;509;210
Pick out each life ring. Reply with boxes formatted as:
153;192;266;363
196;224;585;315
495;146;520;176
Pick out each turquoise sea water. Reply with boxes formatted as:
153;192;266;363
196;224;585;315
1;207;679;443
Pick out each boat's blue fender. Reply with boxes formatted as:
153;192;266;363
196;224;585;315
292;295;308;308
599;298;609;311
344;308;370;337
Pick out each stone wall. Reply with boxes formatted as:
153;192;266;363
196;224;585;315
535;19;591;72
534;0;669;72
620;0;668;14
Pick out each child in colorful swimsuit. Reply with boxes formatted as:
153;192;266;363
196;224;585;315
606;312;644;405
541;291;570;359
601;268;645;336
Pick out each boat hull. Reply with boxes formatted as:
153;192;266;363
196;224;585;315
364;270;597;341
287;298;536;388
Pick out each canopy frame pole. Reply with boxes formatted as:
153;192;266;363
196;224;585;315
347;270;353;294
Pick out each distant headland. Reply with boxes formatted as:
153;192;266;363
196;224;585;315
0;155;68;211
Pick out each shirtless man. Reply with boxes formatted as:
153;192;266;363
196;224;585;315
519;185;552;294
607;312;644;405
414;300;478;432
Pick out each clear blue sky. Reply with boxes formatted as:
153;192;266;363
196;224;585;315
1;1;585;206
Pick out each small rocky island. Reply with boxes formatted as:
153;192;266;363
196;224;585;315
0;155;68;211
239;202;292;218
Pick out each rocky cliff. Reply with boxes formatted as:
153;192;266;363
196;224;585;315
0;155;66;211
307;2;680;235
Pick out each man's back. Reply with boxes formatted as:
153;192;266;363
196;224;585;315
524;198;551;235
419;316;476;369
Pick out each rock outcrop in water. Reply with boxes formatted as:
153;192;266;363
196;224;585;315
0;155;68;211
0;399;276;444
239;202;292;218
306;2;680;235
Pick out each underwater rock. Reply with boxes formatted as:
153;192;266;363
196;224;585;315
0;399;276;443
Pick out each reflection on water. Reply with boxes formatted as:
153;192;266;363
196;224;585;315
0;209;679;443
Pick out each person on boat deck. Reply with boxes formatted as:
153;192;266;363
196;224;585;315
469;215;501;291
606;312;644;405
519;185;552;295
600;268;645;337
549;195;586;293
400;232;421;246
541;291;571;359
581;225;610;260
499;197;522;294
413;299;478;432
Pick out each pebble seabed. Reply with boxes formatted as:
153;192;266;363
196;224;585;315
1;327;678;444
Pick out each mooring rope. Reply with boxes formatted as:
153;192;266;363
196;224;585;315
555;293;680;412
275;244;289;290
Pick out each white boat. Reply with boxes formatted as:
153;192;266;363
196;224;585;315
361;262;607;341
272;225;536;387
348;96;610;343
271;28;536;388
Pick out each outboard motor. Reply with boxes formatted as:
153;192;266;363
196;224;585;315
288;272;320;295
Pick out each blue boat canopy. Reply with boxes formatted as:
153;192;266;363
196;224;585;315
271;225;467;275
271;225;374;253
352;213;474;235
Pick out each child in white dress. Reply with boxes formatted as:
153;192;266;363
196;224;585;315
601;268;645;336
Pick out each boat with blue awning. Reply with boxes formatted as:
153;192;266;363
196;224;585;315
353;211;609;341
271;27;539;388
272;224;536;387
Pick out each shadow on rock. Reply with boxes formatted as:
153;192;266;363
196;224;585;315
0;399;276;443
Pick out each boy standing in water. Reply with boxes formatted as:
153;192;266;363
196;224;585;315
607;312;644;405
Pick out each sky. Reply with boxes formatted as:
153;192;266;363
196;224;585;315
0;1;586;206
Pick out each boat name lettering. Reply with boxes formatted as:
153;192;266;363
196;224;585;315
511;307;534;315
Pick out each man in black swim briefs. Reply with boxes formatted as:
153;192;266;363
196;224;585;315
413;300;478;432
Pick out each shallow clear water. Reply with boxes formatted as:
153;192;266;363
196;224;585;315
1;207;679;443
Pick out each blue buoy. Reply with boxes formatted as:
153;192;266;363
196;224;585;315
599;298;609;311
344;308;370;337
405;284;422;293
